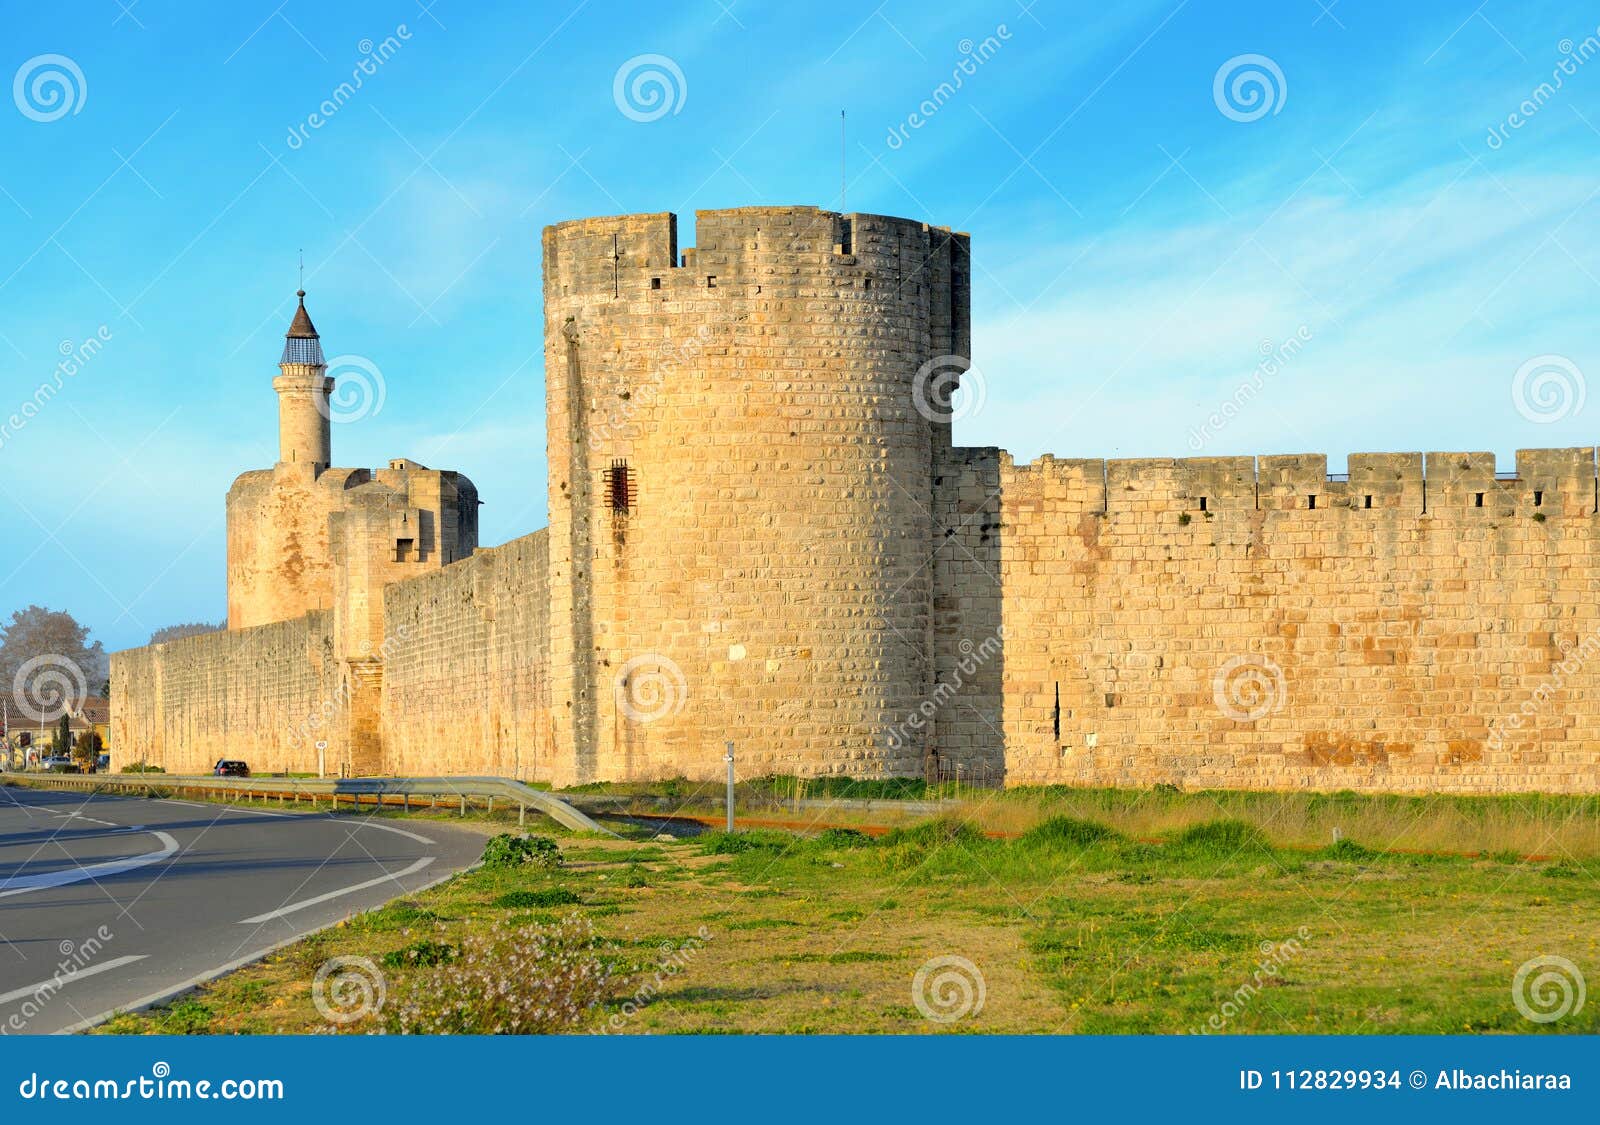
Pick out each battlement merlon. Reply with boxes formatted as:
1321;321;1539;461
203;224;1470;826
989;447;1600;516
541;206;971;355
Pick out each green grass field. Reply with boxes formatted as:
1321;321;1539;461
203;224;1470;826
97;783;1600;1036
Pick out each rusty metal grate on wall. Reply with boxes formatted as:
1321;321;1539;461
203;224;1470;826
602;459;634;514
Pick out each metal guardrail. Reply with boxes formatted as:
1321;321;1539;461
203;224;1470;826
0;772;611;836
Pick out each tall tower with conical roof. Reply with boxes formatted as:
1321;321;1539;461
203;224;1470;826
274;289;332;470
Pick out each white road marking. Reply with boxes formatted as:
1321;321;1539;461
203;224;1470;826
337;818;434;844
0;832;180;898
50;813;116;827
236;856;436;924
0;955;149;1006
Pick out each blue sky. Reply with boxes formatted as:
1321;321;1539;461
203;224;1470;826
2;0;1598;653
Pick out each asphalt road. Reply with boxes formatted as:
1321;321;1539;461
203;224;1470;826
0;783;487;1034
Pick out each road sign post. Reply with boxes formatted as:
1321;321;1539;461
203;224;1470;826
724;741;735;833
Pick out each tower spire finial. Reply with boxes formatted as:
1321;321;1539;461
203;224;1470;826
281;282;323;365
298;248;304;294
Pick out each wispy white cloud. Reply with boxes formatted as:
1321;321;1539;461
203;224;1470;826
963;165;1600;468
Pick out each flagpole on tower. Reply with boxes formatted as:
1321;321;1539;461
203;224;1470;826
840;110;847;212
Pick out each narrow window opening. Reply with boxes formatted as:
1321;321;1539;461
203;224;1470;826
602;459;634;514
1198;497;1208;512
706;275;717;288
863;277;872;290
650;277;661;290
1308;494;1317;509
1534;490;1544;507
1052;683;1060;742
1475;493;1484;508
1364;495;1373;509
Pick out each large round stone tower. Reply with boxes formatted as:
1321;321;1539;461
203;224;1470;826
542;206;970;784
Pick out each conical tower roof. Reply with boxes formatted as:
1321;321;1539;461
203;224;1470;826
280;290;325;365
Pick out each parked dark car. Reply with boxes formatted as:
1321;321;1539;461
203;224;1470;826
214;759;250;777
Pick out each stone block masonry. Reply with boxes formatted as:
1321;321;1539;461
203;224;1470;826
110;612;341;774
994;449;1600;793
380;530;553;780
542;207;968;786
108;204;1599;796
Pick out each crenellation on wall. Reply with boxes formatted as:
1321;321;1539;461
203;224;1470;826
1001;447;1600;521
1515;446;1597;517
1258;453;1329;510
1424;451;1504;513
1348;452;1422;511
